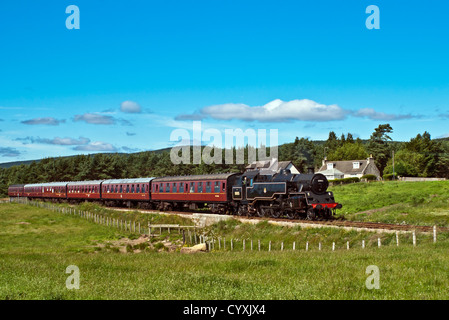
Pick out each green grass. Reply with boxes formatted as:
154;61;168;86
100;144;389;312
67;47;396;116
2;202;449;299
330;181;449;227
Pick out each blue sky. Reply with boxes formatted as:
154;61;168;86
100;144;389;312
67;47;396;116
1;0;449;162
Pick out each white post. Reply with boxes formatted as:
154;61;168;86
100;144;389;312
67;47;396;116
332;242;335;251
293;241;296;251
306;242;309;251
243;239;246;251
378;238;381;248
318;242;321;251
362;240;365;249
433;226;437;243
251;240;253;251
268;241;271;252
258;239;261;251
413;231;416;247
396;232;399;246
346;241;349;250
281;242;284;251
231;239;233;251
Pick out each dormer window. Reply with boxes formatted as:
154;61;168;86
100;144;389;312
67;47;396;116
327;163;334;170
353;162;360;169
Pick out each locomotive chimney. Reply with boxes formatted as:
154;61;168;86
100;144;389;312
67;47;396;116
307;167;315;174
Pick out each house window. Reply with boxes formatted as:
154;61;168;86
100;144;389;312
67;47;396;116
353;162;360;169
327;163;334;170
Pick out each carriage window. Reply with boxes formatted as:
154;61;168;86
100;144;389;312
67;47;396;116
173;183;177;193
126;185;129;193
155;184;159;192
165;183;170;193
206;182;211;193
198;182;203;193
179;183;184;193
131;185;135;193
214;181;220;193
222;182;226;192
190;182;195;193
136;184;140;193
142;185;145;193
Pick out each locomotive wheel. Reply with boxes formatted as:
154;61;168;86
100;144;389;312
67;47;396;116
270;209;281;218
306;208;316;221
285;211;296;220
257;207;267;217
237;205;246;216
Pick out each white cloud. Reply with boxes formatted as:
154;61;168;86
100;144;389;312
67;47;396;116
21;117;65;126
354;108;415;120
74;113;115;125
73;141;117;152
182;99;349;122
120;101;142;113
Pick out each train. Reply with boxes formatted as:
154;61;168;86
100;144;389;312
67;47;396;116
7;166;342;220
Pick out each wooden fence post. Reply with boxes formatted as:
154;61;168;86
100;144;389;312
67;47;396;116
433;226;437;243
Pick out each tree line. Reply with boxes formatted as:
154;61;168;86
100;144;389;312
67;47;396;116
2;124;449;196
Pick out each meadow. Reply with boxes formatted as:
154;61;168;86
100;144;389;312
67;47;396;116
331;180;449;227
1;200;449;300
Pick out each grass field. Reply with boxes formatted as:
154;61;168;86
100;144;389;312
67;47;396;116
2;202;449;300
331;180;449;227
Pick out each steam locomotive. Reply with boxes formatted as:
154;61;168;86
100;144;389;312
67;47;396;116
8;166;341;220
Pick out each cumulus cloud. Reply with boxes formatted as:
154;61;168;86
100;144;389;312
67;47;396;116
21;117;65;126
73;112;133;126
73;141;117;152
120;101;142;113
73;113;116;125
17;136;90;146
177;99;422;123
178;99;349;122
353;108;417;121
0;147;21;157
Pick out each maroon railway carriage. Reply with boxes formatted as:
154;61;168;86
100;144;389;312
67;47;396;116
8;184;25;197
24;183;45;198
41;182;68;200
101;178;154;207
67;180;102;202
151;173;239;213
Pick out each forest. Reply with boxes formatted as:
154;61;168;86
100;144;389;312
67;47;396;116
2;124;449;197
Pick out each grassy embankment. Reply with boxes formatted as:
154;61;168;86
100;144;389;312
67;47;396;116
330;180;449;227
1;201;449;299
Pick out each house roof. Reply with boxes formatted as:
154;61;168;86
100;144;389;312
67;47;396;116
317;168;344;176
319;160;370;175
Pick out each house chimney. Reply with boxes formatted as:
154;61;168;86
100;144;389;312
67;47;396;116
322;156;327;166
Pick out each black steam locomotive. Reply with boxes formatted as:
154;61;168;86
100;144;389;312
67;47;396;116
230;168;341;220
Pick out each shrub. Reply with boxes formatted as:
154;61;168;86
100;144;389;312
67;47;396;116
361;174;378;181
383;173;397;181
331;177;360;185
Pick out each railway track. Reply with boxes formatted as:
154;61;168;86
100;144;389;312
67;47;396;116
109;206;447;233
